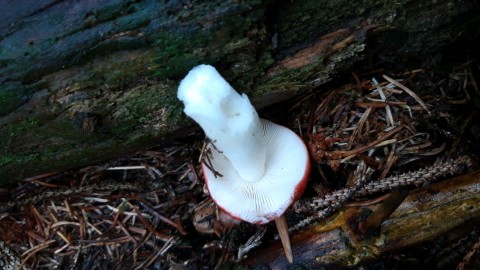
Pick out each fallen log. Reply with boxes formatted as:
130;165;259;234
243;170;480;268
1;0;479;184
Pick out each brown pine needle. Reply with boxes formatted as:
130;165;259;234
383;74;430;113
131;205;171;242
20;240;56;269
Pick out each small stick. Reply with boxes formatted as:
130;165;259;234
237;227;267;261
275;215;293;263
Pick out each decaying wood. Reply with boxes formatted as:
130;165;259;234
243;170;480;269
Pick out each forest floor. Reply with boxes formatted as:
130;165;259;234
1;54;479;269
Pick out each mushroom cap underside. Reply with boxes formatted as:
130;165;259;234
202;119;310;224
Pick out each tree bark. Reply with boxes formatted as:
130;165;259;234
1;0;479;184
243;170;480;269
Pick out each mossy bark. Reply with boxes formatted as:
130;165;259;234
1;0;479;185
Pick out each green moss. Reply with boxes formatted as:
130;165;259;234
0;143;113;186
90;52;151;86
2;115;97;154
0;1;274;184
52;49;157;100
0;155;14;167
165;98;184;126
0;107;178;185
151;2;271;89
7;118;39;137
102;80;182;138
255;60;324;96
0;153;40;167
44;118;102;142
152;30;215;78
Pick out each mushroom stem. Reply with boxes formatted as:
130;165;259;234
275;215;293;263
177;65;266;182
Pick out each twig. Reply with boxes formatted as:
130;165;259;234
237;227;267;261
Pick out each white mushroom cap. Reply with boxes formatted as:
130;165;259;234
178;64;310;225
203;119;310;224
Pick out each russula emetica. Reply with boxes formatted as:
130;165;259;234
177;64;310;263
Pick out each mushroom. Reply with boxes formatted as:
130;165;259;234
178;64;310;263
